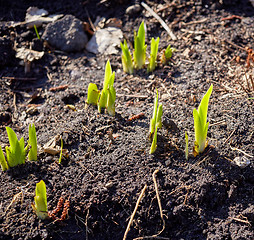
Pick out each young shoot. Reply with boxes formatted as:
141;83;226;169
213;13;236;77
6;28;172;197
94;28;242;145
0;146;8;171
133;21;147;70
120;40;134;74
59;137;63;164
86;83;100;105
161;44;176;64
28;123;37;161
32;180;48;220
34;24;41;40
147;37;160;73
5;127;27;167
193;84;213;156
149;90;163;154
98;60;116;116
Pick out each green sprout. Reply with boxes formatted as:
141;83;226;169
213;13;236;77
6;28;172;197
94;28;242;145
149;90;163;154
193;84;213;156
32;180;48;220
161;44;176;64
34;24;41;40
5;127;27;168
185;131;189;161
133;21;147;70
28;123;37;161
0;146;8;171
59;137;63;164
147;37;160;73
86;60;116;116
86;83;100;105
98;60;116;116
120;39;134;74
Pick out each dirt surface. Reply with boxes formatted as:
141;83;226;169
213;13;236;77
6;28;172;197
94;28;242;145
0;0;254;240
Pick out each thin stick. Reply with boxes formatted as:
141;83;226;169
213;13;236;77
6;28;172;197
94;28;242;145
85;8;96;32
249;74;254;91
85;209;90;240
182;18;208;25
222;39;246;51
152;170;163;222
160;82;171;97
117;93;148;99
223;129;236;145
152;170;165;235
123;185;147;240
141;2;177;40
230;146;254;158
5;192;23;212
209;120;227;127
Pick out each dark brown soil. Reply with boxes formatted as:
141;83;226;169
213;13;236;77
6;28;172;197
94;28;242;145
0;1;253;240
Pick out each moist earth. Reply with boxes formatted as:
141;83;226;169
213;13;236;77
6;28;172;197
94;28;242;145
0;1;253;240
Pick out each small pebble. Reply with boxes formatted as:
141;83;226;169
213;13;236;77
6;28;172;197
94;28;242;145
165;160;171;166
232;156;251;168
126;4;141;15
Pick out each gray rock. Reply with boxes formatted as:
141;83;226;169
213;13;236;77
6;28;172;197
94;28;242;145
86;27;123;55
126;4;141;15
42;14;88;52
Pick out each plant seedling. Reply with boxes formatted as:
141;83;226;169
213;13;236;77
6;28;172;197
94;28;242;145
28;123;37;161
98;60;116;116
193;84;213;156
59;137;63;164
86;83;100;105
32;180;48;220
161;44;176;64
0;146;8;171
120;39;134;74
149;89;163;154
134;21;147;70
34;24;40;40
5;127;27;167
147;37;160;73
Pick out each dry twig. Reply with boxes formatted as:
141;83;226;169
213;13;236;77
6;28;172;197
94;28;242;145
123;185;147;240
141;2;177;40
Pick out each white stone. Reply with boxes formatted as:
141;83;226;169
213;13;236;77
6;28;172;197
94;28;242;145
86;27;123;55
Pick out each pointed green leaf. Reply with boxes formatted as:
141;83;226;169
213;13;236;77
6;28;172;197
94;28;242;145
156;103;163;129
148;37;160;73
108;71;115;87
198;84;213;127
34;180;48;220
150;127;158;154
5;127;26;166
134;21;147;69
17;137;26;165
138;21;145;47
59;137;63;164
103;60;113;91
193;84;213;155
107;86;116;116
120;40;133;74
150;91;158;135
98;89;107;113
87;83;100;105
28;124;37;161
6;127;18;151
0;146;8;171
